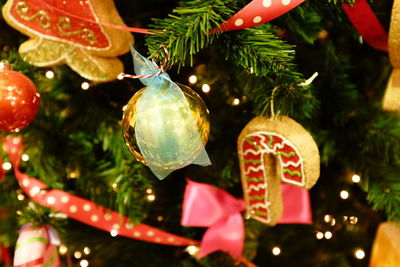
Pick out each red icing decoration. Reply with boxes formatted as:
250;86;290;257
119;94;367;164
342;0;388;51
9;0;110;48
241;133;304;222
0;69;40;132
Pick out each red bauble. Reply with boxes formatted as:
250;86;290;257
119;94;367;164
0;66;40;132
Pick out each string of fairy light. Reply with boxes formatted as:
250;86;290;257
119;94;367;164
0;69;368;264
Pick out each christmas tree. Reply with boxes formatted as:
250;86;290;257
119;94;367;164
0;0;398;266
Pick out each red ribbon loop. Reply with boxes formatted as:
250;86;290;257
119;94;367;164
181;180;245;258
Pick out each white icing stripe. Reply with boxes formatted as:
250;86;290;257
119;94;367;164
250;202;270;209
269;141;285;152
281;160;302;168
281;176;305;186
243;148;264;156
244;145;302;168
247;183;267;192
244;165;264;175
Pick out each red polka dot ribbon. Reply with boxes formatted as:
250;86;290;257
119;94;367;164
213;0;305;33
3;136;198;247
3;136;258;266
342;0;389;51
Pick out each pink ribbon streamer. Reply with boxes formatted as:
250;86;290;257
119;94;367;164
181;180;312;258
342;0;388;51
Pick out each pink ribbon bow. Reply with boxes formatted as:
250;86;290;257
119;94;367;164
181;180;246;258
181;180;312;259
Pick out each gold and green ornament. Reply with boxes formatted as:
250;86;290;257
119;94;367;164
2;0;132;82
122;49;211;180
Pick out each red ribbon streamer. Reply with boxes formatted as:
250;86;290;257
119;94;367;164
3;136;198;247
342;0;388;51
3;137;256;266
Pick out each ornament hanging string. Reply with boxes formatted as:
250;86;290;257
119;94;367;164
269;72;318;117
270;86;280;118
33;0;156;35
118;46;169;80
32;0;305;34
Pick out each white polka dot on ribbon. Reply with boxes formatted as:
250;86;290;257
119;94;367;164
263;0;272;7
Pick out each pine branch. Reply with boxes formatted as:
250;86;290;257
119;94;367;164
218;25;300;81
275;2;323;45
145;0;240;66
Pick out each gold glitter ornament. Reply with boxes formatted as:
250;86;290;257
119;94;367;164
382;0;400;111
122;83;210;166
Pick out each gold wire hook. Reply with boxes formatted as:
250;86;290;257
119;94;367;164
270;86;280;118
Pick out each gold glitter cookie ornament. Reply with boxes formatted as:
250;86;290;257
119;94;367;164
237;116;320;226
2;0;132;82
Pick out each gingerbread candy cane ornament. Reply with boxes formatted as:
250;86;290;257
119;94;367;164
238;116;320;225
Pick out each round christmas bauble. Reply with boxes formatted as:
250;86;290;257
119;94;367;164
122;83;210;165
0;64;40;132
